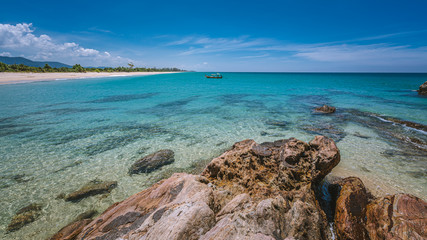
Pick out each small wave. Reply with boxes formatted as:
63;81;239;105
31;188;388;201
372;115;393;123
403;125;427;135
373;115;427;135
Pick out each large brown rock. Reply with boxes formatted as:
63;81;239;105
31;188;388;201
50;219;92;240
50;210;98;240
76;173;215;240
202;136;340;195
199;136;340;239
129;149;175;175
418;81;427;95
51;135;427;240
57;136;340;240
334;177;371;240
366;193;427;240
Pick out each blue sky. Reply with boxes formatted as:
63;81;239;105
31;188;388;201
1;0;427;72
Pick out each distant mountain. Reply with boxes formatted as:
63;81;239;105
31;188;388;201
0;56;72;68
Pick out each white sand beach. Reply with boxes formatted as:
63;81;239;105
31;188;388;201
0;72;177;85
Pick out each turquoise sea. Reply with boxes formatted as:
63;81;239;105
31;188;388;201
0;72;426;239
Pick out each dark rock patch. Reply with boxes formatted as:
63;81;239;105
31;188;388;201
64;180;117;202
7;203;43;232
265;120;289;129
87;93;159;103
353;132;370;139
129;149;175;175
12;174;32;183
152;207;167;223
300;124;346;142
53;161;82;173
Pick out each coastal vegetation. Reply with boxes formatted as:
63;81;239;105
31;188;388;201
0;61;184;73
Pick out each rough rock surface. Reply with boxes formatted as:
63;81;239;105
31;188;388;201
50;210;98;239
51;136;427;240
64;180;117;202
366;193;427;240
129;149;175;175
332;177;427;240
334;177;371;240
75;173;215;239
315;105;336;113
7;203;42;232
418;81;427;95
65;136;340;240
50;219;93;240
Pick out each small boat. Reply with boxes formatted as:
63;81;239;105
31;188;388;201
205;73;222;79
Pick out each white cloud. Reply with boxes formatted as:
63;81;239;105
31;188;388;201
0;51;11;57
0;23;132;66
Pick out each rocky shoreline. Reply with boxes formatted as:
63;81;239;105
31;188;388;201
48;136;426;240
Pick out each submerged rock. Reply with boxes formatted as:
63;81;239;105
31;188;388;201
12;174;32;183
379;115;427;132
64;180;117;202
301;124;346;142
129;149;175;175
418;81;427;95
265;120;289;128
353;132;371;139
315;105;336;113
7;203;43;232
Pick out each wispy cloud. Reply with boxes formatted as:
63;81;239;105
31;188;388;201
163;33;427;70
239;53;269;59
294;44;427;65
0;23;131;66
88;26;113;34
167;36;274;55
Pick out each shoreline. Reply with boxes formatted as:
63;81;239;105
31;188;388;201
0;72;179;85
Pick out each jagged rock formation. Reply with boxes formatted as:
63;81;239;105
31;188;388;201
333;177;427;240
51;136;427;240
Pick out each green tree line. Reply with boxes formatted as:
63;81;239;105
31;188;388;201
0;62;184;73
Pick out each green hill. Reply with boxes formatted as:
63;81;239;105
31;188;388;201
0;56;72;68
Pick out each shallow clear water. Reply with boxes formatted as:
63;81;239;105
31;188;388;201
0;72;426;239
